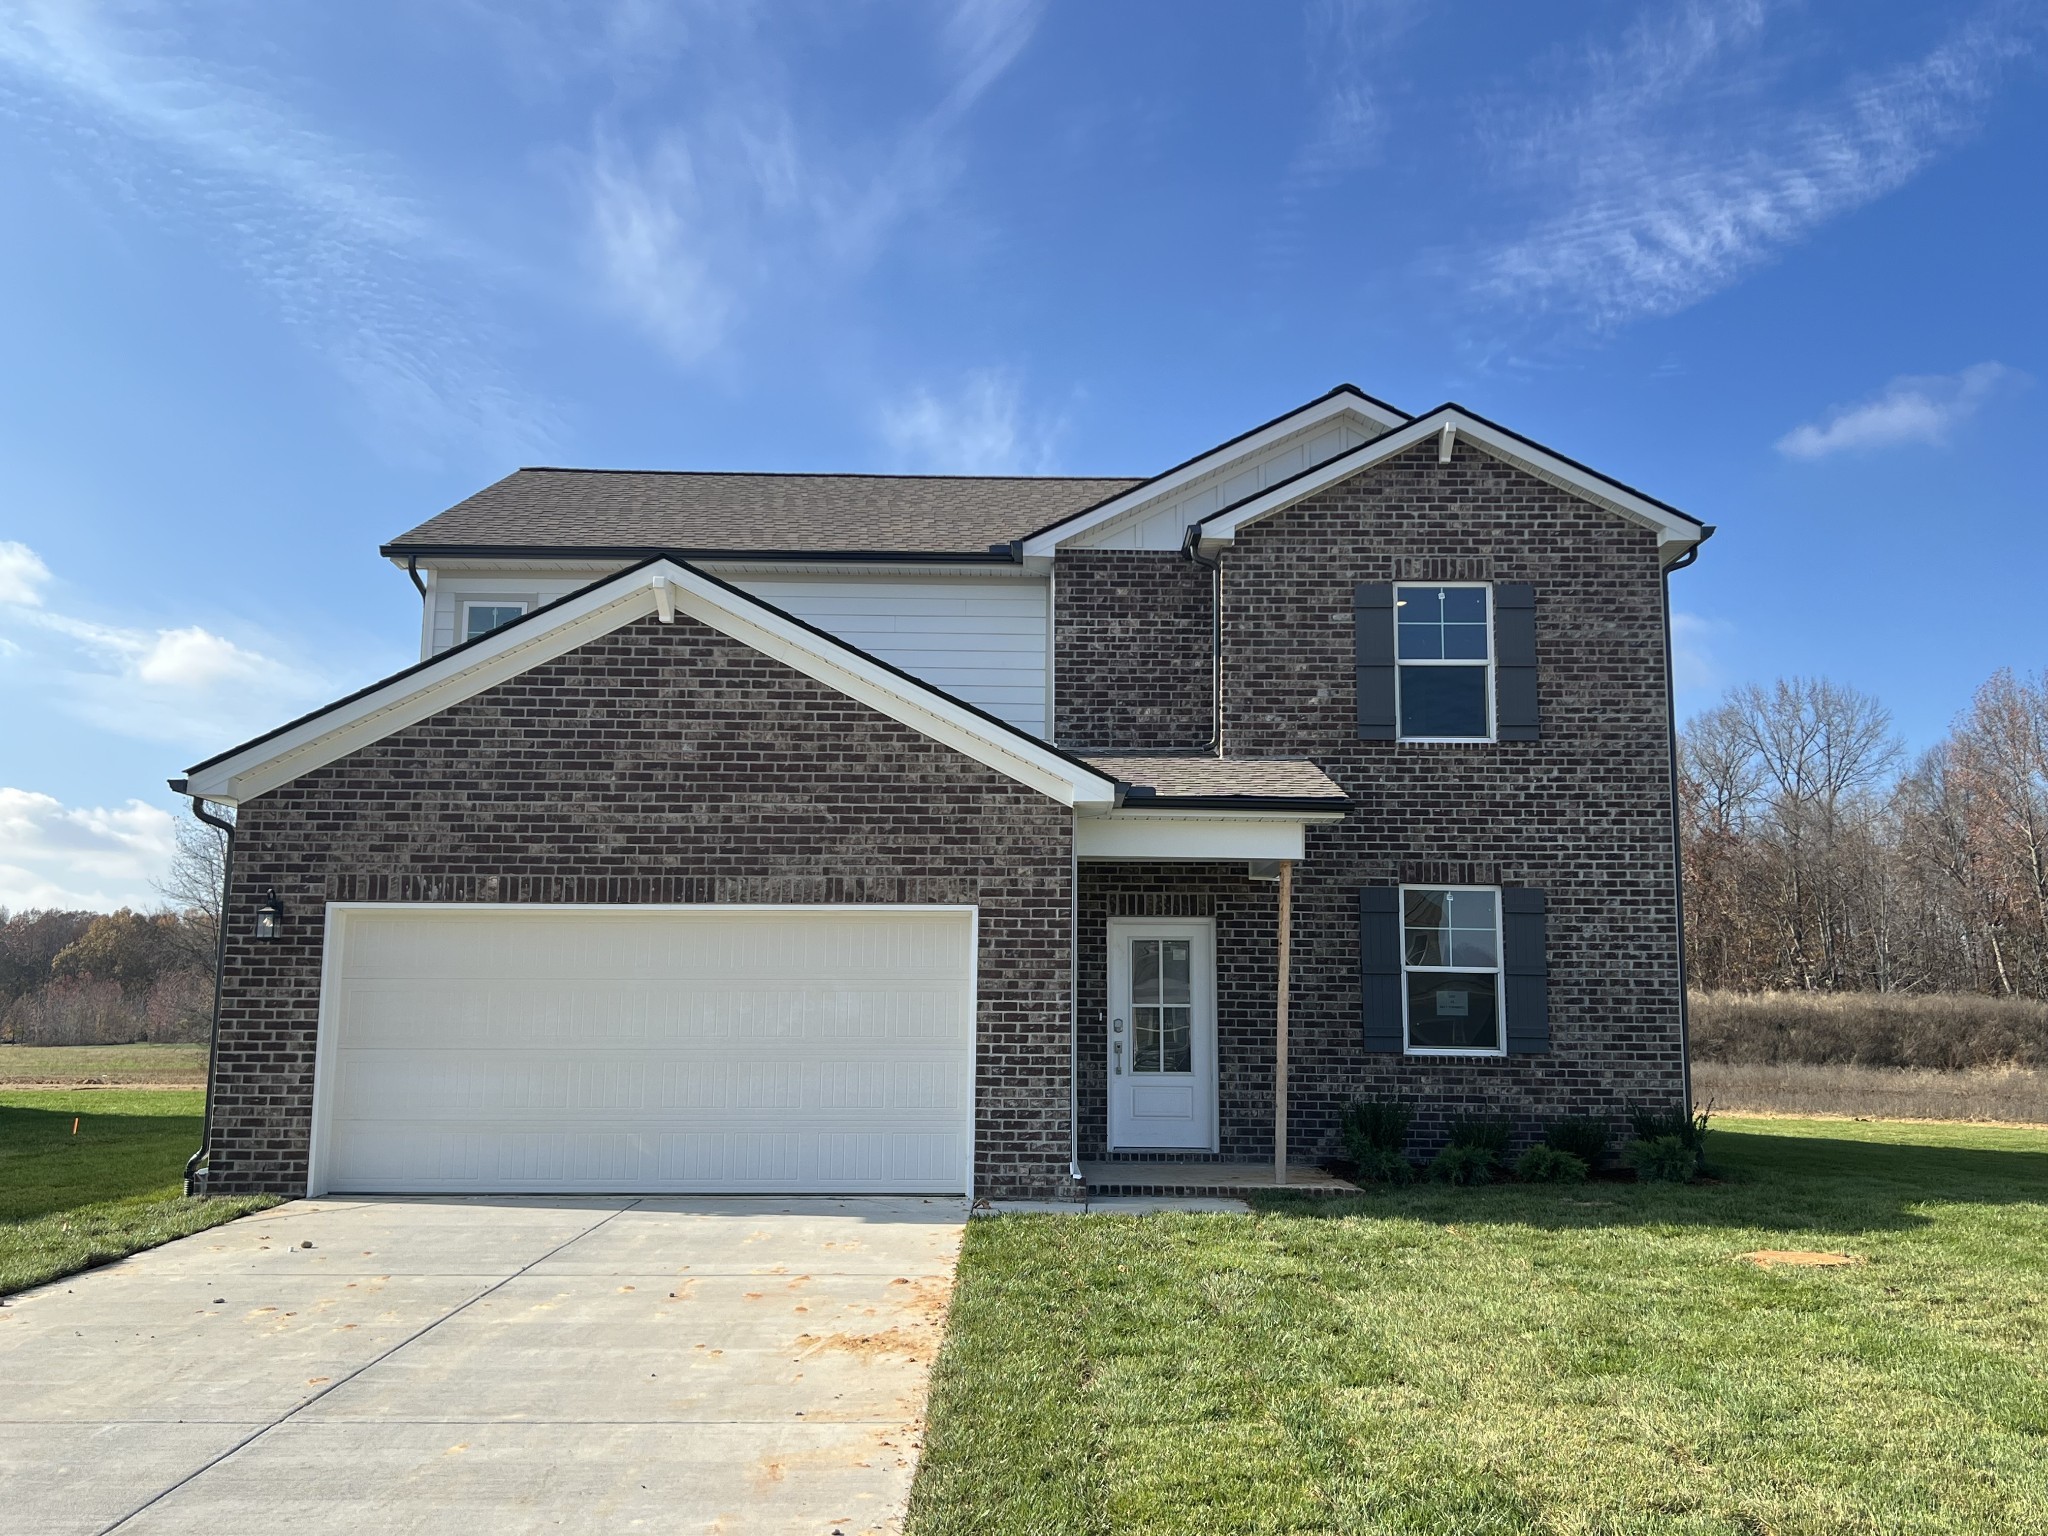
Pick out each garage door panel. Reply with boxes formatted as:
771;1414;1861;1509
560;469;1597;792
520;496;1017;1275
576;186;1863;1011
343;909;970;984
332;1051;968;1117
318;907;973;1195
337;980;969;1051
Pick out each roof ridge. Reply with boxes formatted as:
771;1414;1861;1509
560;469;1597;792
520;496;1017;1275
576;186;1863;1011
513;467;1144;482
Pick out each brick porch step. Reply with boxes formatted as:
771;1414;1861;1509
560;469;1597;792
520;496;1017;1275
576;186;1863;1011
1079;1160;1359;1199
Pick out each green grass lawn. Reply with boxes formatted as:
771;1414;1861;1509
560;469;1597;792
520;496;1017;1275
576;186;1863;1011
909;1117;2048;1536
0;1090;274;1296
0;1042;209;1087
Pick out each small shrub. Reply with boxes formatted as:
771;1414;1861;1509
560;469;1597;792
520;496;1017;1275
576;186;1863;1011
1543;1116;1613;1170
1429;1143;1497;1185
1350;1145;1415;1185
1443;1115;1512;1157
1515;1145;1588;1183
1626;1100;1712;1179
1627;1134;1699;1183
1339;1099;1413;1158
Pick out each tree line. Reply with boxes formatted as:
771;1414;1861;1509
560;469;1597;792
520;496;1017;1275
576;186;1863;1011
0;816;225;1045
1680;668;2048;1000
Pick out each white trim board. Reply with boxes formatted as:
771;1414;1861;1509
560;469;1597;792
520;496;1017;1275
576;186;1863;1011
1075;810;1345;861
1194;408;1706;564
185;559;1119;811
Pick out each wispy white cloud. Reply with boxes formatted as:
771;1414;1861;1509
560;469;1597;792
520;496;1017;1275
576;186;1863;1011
0;787;177;913
1261;0;1419;270
878;370;1062;474
0;0;553;458
1472;3;2033;326
570;0;1046;364
0;542;327;748
1777;362;2024;458
0;541;51;606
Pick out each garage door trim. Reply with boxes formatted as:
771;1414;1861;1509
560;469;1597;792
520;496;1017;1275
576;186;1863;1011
307;902;980;1198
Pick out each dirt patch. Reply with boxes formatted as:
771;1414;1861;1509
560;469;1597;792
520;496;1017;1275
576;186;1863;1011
1740;1250;1864;1268
799;1326;936;1364
0;1080;205;1091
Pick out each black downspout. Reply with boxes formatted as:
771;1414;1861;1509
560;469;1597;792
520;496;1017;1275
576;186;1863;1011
1181;528;1223;756
405;554;426;597
1661;533;1708;1115
169;778;235;1197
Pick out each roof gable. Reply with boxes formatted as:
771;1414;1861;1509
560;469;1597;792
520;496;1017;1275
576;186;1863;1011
182;558;1120;810
1193;405;1709;565
1018;384;1409;556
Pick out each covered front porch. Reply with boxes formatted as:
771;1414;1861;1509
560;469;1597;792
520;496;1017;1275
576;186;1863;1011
1074;754;1351;1190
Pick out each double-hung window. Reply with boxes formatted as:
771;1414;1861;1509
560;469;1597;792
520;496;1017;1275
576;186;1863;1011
462;601;528;642
1395;584;1491;739
1401;886;1503;1054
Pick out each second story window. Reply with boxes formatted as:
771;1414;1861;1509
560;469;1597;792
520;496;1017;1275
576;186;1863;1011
463;602;528;642
1395;584;1491;739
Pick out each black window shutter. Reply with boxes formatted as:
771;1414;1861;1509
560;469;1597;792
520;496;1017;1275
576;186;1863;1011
1355;584;1396;740
1494;583;1539;740
1502;888;1550;1054
1359;887;1404;1052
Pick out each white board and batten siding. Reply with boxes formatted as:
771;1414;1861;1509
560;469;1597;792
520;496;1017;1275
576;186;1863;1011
1069;414;1379;551
312;904;977;1196
424;571;1051;740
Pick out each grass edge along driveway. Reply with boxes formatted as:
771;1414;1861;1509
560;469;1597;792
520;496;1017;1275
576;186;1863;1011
907;1116;2048;1536
1;1089;275;1297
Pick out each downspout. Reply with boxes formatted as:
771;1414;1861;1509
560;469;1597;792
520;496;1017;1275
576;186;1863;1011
1661;530;1710;1115
169;778;235;1197
1181;527;1223;757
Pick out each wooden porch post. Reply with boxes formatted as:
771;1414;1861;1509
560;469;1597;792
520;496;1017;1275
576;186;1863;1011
1275;858;1292;1187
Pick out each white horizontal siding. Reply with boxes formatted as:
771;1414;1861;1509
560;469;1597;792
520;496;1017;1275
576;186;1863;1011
1073;414;1377;550
734;576;1049;738
421;568;1050;740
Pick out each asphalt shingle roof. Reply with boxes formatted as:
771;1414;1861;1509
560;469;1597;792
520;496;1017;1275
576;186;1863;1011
383;469;1147;558
1080;756;1350;804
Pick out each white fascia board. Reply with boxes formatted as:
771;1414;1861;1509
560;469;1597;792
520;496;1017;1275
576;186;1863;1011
188;561;1117;811
1194;410;1705;557
1019;393;1406;558
1075;809;1346;862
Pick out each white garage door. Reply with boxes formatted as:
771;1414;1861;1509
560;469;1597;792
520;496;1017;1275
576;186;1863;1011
312;905;975;1196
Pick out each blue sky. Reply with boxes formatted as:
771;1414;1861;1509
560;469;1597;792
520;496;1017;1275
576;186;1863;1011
1;0;2043;909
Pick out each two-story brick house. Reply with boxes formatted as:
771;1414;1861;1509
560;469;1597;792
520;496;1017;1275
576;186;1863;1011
174;386;1710;1200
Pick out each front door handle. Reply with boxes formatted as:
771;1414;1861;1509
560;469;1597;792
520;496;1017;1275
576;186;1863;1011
1113;1038;1123;1076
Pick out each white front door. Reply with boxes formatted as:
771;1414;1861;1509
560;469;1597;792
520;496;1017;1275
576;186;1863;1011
1106;919;1215;1150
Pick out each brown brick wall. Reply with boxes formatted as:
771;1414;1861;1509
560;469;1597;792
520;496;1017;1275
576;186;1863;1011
208;612;1077;1199
1052;550;1213;750
1219;437;1687;1157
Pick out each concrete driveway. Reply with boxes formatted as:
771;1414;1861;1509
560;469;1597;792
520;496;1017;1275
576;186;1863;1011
1;1196;964;1535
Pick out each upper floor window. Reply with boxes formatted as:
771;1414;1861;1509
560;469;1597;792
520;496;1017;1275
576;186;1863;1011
1395;584;1491;740
463;602;527;642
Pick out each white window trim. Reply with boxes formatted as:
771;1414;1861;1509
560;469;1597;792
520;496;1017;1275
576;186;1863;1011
1400;883;1506;1057
461;599;529;642
1394;582;1495;744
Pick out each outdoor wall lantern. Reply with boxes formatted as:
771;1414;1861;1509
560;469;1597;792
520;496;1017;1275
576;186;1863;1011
254;889;284;942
